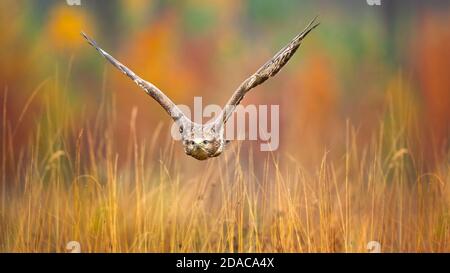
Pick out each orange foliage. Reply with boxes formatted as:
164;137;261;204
286;52;340;160
414;12;450;157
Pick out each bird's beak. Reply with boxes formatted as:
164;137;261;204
193;138;203;145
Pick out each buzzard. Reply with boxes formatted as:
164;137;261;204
82;17;319;160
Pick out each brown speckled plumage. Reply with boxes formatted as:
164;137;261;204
82;17;318;160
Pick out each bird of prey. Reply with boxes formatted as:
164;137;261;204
82;17;319;160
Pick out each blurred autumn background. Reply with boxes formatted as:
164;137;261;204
0;0;449;252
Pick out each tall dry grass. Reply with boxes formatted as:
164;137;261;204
0;73;449;253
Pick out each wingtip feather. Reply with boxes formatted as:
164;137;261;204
80;31;97;48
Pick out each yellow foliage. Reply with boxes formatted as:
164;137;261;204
46;4;93;51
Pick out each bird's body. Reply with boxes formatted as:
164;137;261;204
82;18;319;160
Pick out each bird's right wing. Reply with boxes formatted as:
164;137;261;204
81;32;187;124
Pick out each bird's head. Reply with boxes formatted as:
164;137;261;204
179;123;222;160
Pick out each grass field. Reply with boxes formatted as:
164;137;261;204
1;74;449;253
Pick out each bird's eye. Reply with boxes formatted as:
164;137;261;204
190;141;195;145
203;140;209;145
179;127;183;134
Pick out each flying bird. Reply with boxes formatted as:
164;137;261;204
82;17;319;160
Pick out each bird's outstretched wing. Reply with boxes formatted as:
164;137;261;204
214;17;319;128
81;32;187;124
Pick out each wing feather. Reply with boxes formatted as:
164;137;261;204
81;32;186;124
215;17;319;127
